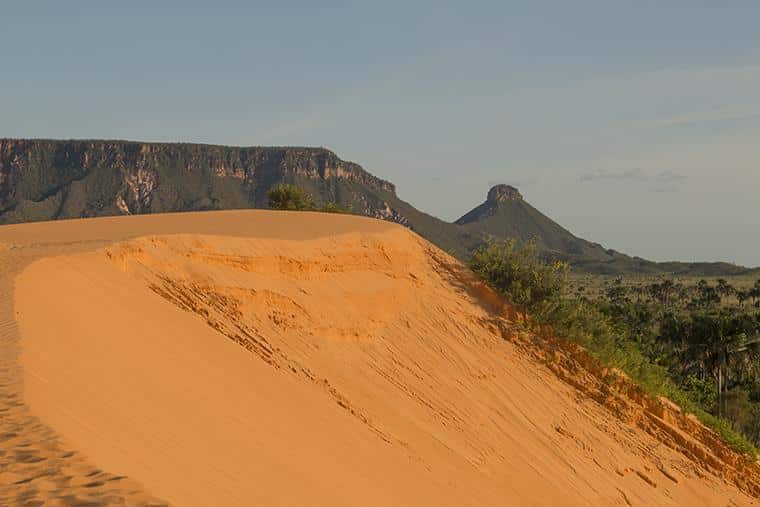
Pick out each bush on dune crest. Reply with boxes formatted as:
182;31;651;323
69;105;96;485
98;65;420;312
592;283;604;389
267;184;316;211
267;184;352;214
469;239;758;457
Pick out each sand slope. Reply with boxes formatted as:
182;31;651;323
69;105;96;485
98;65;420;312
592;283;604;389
2;210;759;505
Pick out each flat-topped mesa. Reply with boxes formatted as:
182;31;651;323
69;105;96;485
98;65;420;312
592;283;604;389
0;139;399;224
487;184;522;203
0;139;396;195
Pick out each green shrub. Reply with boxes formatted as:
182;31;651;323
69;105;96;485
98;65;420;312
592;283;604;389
469;239;568;313
681;374;718;411
320;201;352;214
267;185;353;214
267;184;315;211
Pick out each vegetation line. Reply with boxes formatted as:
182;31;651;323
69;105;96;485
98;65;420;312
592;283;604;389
469;239;760;457
267;183;351;214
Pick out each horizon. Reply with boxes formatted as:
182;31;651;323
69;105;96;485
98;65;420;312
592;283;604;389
2;2;759;266
3;135;757;268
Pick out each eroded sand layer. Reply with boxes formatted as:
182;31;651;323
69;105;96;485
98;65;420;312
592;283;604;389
2;210;760;505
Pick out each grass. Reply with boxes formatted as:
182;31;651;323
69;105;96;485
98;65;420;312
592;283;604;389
536;299;758;458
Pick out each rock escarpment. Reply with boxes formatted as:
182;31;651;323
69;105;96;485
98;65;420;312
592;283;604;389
0;139;396;223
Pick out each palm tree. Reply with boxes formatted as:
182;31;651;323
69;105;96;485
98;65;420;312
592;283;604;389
672;310;760;417
716;278;735;302
750;280;760;308
737;290;750;309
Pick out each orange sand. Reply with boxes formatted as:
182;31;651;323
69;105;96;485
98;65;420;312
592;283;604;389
1;210;758;505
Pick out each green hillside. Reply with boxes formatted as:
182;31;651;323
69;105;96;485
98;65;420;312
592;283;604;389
455;184;751;276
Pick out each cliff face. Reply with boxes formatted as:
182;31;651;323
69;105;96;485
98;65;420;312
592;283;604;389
0;139;396;224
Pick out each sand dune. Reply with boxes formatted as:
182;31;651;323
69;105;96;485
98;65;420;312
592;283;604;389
1;210;759;505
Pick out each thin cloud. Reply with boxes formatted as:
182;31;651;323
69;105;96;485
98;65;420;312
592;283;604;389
631;106;760;130
580;169;687;192
579;168;647;183
653;170;688;193
656;170;687;182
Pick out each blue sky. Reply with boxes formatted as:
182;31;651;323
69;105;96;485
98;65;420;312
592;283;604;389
2;2;759;266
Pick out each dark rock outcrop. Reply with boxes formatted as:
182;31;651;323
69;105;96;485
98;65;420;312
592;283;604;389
487;184;522;203
0;139;395;221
